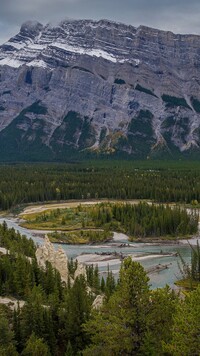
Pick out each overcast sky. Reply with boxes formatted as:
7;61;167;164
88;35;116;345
1;0;200;44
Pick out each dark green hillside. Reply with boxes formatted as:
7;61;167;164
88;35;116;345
0;102;52;161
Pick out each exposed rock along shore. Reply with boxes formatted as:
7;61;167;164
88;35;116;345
36;235;87;285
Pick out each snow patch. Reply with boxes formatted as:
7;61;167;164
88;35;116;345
27;43;47;50
134;59;140;65
0;57;24;68
5;41;25;50
27;59;47;68
51;42;128;63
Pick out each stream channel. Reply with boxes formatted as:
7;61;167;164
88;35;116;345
0;217;199;289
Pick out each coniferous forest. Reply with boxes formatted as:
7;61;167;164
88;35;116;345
1;160;200;211
0;160;200;355
0;223;200;355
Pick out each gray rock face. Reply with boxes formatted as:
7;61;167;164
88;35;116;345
36;236;70;284
92;294;104;309
36;235;87;285
1;19;200;159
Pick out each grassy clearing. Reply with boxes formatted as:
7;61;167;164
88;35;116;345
20;204;115;244
20;201;104;215
48;230;113;244
20;206;97;231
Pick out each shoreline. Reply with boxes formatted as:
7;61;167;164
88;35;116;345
0;215;197;289
3;217;197;246
30;230;190;246
19;198;150;216
3;198;200;246
0;215;199;249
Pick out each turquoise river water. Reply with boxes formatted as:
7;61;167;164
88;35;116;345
0;217;198;289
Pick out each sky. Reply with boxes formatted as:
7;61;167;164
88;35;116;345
1;0;200;44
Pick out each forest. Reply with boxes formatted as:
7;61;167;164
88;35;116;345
0;222;116;355
0;223;200;355
0;160;200;354
21;202;199;240
1;160;200;211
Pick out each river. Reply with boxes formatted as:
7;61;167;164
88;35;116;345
0;217;198;289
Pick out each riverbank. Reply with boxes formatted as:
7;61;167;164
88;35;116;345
0;216;199;289
30;228;189;246
19;199;148;216
1;213;198;247
18;200;199;245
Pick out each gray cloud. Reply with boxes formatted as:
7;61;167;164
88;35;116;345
1;0;200;43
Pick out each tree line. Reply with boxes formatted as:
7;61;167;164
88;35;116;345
84;202;199;238
1;161;200;210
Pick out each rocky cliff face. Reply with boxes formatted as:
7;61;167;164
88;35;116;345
1;19;200;160
36;236;86;285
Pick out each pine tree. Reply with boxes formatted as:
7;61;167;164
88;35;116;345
21;333;50;356
141;286;178;355
0;311;18;355
60;275;92;354
164;285;200;355
83;258;150;355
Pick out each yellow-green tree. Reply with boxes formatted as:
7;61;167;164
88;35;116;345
164;285;200;356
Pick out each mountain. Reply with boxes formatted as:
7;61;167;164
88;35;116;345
1;19;200;161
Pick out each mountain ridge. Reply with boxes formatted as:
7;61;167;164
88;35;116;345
1;19;200;161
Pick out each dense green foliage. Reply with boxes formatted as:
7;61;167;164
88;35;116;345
0;161;200;354
89;202;198;238
135;84;157;97
22;202;198;239
0;102;52;162
84;257;178;355
162;94;190;109
127;110;155;157
191;96;200;113
163;285;200;356
0;222;35;257
190;241;200;282
47;229;113;244
84;258;200;356
0;224;200;355
1;160;200;211
114;78;126;84
0;224;63;299
0;223;107;355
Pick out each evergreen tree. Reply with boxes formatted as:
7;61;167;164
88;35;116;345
65;341;74;356
59;275;92;354
141;286;178;355
83;258;150;355
21;333;50;356
164;285;200;355
13;305;23;354
0;311;18;355
20;285;46;343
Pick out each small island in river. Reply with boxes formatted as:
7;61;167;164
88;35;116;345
19;201;199;244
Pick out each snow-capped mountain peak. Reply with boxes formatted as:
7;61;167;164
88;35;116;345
0;19;200;161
